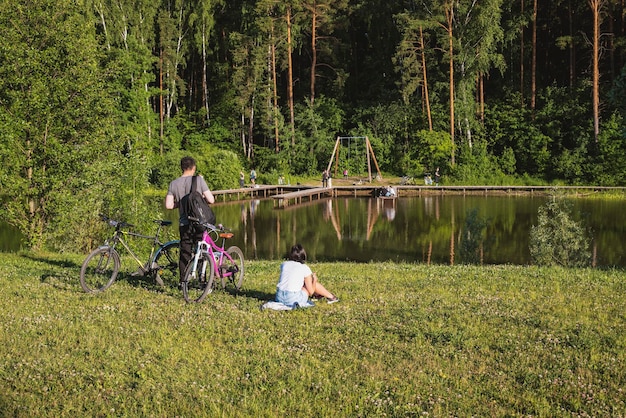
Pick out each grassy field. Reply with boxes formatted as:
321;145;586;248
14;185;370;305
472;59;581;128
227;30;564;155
1;252;625;417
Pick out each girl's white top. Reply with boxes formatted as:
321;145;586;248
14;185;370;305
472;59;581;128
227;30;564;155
276;260;312;292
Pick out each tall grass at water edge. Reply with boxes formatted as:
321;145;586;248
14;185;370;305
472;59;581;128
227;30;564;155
1;252;625;417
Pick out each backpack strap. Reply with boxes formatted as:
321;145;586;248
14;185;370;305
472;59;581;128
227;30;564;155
191;175;198;193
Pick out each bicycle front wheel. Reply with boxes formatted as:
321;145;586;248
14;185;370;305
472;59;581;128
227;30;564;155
220;246;245;291
182;252;215;303
80;246;120;293
153;240;180;287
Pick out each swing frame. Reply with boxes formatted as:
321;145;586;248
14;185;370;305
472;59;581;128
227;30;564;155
325;136;383;183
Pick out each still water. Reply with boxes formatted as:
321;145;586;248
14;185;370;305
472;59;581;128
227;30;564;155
206;195;626;267
2;196;626;266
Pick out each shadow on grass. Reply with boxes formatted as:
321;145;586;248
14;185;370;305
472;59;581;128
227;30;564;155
20;253;83;291
226;287;275;302
22;253;80;269
21;253;170;294
121;273;276;303
21;253;283;302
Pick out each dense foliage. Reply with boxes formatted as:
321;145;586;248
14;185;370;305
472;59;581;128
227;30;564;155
2;0;626;249
530;198;591;267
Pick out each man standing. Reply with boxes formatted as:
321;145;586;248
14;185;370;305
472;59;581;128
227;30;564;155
165;156;215;283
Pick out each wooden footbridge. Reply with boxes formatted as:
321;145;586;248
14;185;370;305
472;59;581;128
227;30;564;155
211;185;334;208
210;184;622;209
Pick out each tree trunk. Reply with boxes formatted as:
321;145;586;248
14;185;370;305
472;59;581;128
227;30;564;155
271;38;279;152
26;136;35;218
519;0;524;107
608;9;615;80
248;92;255;161
202;23;210;125
287;7;296;146
531;0;537;114
310;2;317;106
478;73;485;123
241;112;248;158
419;25;433;131
589;0;605;142
569;0;575;88
160;49;164;155
95;4;111;51
446;6;455;165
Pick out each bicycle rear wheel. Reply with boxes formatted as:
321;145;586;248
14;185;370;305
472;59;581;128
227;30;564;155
153;240;180;287
80;246;120;293
182;252;215;303
220;246;245;291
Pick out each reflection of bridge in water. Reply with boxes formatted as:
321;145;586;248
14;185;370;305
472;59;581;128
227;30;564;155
206;188;619;266
322;196;398;243
214;184;618;265
212;184;623;206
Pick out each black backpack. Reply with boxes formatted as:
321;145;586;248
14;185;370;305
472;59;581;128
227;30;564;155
182;176;216;226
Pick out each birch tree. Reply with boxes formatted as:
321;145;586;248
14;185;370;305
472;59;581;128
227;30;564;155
189;0;222;126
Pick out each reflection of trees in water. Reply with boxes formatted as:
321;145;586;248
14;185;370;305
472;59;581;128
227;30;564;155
239;200;259;259
324;200;342;240
204;196;624;266
333;198;395;242
0;221;24;252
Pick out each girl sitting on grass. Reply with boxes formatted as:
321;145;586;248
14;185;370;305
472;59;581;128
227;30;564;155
275;244;339;306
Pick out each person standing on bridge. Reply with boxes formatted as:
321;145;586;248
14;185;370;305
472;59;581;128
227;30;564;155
322;170;328;187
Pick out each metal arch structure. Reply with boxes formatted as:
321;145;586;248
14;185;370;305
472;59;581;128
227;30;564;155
325;136;383;183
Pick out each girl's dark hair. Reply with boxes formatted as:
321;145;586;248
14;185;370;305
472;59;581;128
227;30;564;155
288;244;307;264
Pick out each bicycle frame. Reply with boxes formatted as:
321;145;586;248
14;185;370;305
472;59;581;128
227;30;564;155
181;222;244;302
80;215;180;293
188;225;236;281
104;219;176;271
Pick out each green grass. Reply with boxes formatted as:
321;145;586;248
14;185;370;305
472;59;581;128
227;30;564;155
1;252;625;417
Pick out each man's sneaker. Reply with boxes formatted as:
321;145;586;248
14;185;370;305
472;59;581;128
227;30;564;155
327;296;339;304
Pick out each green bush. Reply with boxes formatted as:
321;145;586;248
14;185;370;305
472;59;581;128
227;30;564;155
149;150;188;189
196;148;244;191
529;198;591;267
459;208;488;264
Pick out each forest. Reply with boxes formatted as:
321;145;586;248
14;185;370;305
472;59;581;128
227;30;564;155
1;0;626;250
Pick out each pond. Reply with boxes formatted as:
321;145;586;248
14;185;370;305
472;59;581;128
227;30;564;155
3;195;626;267
210;195;626;267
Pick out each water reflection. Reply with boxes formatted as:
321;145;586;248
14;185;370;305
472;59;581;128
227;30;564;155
208;195;626;267
2;195;626;267
0;221;24;252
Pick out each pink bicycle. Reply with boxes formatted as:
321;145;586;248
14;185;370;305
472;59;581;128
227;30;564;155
181;221;245;303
